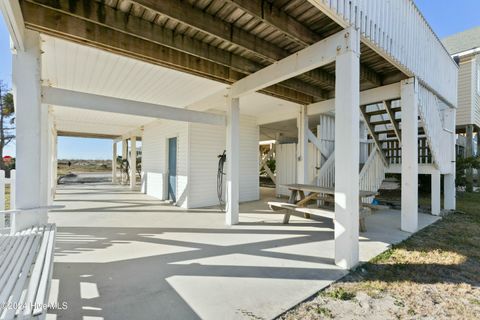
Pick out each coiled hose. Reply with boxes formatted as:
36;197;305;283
217;150;226;211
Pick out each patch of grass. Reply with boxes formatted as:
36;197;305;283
470;299;480;306
315;306;333;318
279;191;480;319
323;288;356;301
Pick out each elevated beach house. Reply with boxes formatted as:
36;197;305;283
1;0;457;274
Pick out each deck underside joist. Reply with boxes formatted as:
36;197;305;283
22;0;406;105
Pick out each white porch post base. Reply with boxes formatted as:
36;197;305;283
130;136;137;189
297;105;308;184
13;30;48;220
334;29;360;270
444;174;456;210
431;170;441;216
226;97;240;225
401;78;419;232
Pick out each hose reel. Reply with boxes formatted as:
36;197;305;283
217;150;226;211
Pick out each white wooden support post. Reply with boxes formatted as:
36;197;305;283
9;170;15;210
130;136;137;189
52;129;58;197
112;142;117;184
46;110;55;205
12;30;48;227
431;170;441;216
334;27;360;269
297;105;309;184
401;78;419;232
226;96;240;225
122;139;127;184
444;174;456;210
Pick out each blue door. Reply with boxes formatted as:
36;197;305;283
168;137;177;202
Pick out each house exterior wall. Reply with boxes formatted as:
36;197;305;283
142;115;259;209
142;120;189;208
189;115;260;208
276;143;297;197
456;55;480;128
238;116;260;203
474;55;480;126
188;122;226;208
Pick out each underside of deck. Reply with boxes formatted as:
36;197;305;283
47;183;439;319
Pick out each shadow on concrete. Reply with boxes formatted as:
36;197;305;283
50;225;343;320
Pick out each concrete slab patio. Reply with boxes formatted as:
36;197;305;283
47;184;439;320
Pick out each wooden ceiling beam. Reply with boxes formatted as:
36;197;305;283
21;0;315;104
26;0;325;100
132;0;335;89
223;0;382;87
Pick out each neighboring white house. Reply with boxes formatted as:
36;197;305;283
443;26;480;157
443;26;480;189
1;0;458;269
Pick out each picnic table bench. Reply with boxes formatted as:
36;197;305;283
0;206;62;320
269;184;379;232
0;224;56;319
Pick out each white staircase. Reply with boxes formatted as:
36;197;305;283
315;90;453;203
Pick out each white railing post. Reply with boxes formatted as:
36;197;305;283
10;170;16;210
0;170;4;230
0;170;5;210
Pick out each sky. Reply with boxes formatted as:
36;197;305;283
0;1;479;159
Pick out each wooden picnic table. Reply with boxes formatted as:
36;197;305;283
283;184;377;203
278;184;378;231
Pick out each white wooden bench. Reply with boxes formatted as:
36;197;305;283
0;224;56;319
268;201;370;232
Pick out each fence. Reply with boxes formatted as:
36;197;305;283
0;169;16;231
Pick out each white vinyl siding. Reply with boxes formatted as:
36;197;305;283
456;59;474;126
276;143;297;197
475;56;480;126
188;123;226;208
141;120;189;208
143;115;259;209
188;115;260;208
238;116;260;202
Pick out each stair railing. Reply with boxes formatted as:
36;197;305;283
417;83;453;172
359;149;386;203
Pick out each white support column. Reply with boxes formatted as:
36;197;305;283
112;142;117;184
431;170;441;216
52;129;58;196
130;136;137;189
226;96;240;225
12;30;48;219
122;139;127;184
444;174;456;210
297;105;309;184
334;28;360;270
46;110;55;205
401;78;419;232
